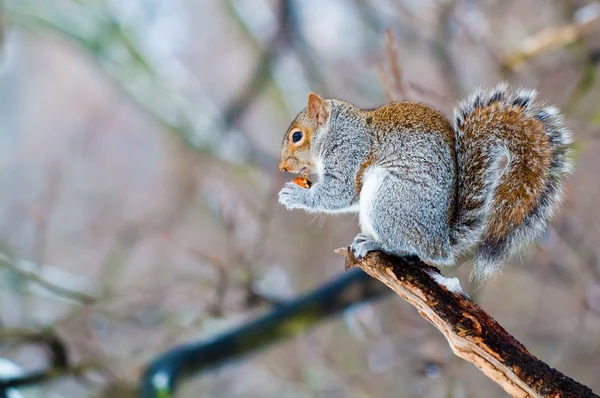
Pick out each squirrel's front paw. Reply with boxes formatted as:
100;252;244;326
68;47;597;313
350;233;381;260
278;182;309;210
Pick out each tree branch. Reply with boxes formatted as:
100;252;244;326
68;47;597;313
139;269;390;397
335;248;598;398
0;253;96;304
0;328;68;369
0;362;101;390
503;13;600;71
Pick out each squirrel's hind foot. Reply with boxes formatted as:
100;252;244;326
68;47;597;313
350;233;383;260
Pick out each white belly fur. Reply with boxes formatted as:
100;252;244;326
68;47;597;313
359;167;385;240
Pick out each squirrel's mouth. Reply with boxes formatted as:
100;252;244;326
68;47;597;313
279;157;297;173
279;158;311;174
279;157;317;175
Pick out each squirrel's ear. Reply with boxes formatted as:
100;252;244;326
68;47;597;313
307;93;328;126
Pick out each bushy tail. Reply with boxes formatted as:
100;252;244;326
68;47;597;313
452;83;573;280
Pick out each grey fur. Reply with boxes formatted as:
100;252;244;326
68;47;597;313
279;100;456;267
358;129;456;266
279;85;572;280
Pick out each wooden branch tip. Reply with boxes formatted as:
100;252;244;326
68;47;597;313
334;246;357;271
337;250;598;398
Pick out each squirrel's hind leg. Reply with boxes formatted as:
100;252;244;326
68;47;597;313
362;170;455;267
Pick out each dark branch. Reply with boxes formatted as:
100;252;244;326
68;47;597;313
138;268;390;398
338;248;599;398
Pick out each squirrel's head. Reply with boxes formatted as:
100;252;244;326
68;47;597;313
279;93;330;174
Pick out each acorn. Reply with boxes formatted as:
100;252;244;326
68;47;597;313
291;167;312;188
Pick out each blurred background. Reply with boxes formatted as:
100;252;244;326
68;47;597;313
0;0;599;397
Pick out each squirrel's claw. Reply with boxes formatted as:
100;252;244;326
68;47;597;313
350;233;381;260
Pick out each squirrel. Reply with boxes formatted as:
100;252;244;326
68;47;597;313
278;84;573;280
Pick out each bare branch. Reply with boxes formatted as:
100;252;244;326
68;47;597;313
0;327;68;369
0;253;96;304
336;248;598;398
383;29;408;100
0;362;103;390
504;14;600;71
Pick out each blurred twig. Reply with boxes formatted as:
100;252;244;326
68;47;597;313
0;253;96;304
563;58;597;116
383;29;408;100
432;0;463;97
284;1;331;95
448;4;505;65
503;13;600;71
377;62;395;102
29;166;61;267
2;1;276;169
241;177;282;308
378;29;452;105
138;268;390;398
223;0;330;123
0;362;103;390
0;328;68;368
221;0;292;130
159;232;232;316
0;327;107;394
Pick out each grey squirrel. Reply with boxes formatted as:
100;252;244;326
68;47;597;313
278;84;573;280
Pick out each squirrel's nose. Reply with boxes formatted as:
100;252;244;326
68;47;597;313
279;162;288;172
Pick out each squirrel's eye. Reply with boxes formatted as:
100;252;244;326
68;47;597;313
292;131;303;143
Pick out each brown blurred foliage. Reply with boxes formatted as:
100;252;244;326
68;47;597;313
0;0;600;397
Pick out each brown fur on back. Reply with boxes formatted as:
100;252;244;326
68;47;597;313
366;102;456;149
354;102;455;194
